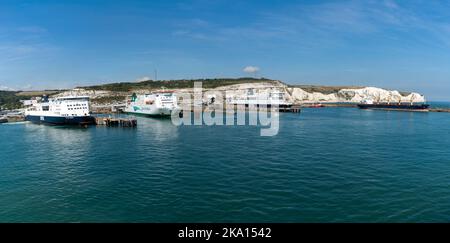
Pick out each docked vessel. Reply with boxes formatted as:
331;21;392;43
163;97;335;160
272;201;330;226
227;88;293;108
24;96;96;125
124;92;179;116
357;99;430;111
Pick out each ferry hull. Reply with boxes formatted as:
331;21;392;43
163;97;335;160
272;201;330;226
357;104;430;111
124;107;174;117
25;115;96;125
124;110;173;117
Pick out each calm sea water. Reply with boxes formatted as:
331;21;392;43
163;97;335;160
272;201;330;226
1;106;450;222
430;101;450;109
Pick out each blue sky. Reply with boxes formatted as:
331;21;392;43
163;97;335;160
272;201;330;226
1;0;450;100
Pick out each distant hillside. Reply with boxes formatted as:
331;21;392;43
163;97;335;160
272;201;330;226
0;91;27;110
78;78;279;92
16;90;61;97
0;90;61;110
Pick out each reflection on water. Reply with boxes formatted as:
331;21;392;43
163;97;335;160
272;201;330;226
133;116;179;143
24;122;93;146
21;123;95;192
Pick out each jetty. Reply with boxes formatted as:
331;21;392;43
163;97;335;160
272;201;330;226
280;105;301;113
429;108;450;113
94;117;137;127
0;114;25;123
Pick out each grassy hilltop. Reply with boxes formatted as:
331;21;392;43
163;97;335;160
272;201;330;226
0;91;18;110
0;91;29;110
289;85;365;94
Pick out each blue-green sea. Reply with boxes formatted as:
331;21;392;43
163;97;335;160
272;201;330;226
1;106;450;222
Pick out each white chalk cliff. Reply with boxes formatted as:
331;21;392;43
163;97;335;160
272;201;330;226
289;87;425;103
59;81;426;104
288;86;425;103
210;82;426;104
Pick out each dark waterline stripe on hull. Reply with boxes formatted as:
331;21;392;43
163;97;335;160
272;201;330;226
357;104;430;111
124;111;173;118
25;115;96;125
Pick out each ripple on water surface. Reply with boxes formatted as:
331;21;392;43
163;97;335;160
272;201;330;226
1;108;450;222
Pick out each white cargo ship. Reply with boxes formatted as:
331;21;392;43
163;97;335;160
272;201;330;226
124;92;178;116
24;96;95;125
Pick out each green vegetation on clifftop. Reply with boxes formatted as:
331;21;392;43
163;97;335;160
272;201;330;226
91;95;127;105
0;90;61;110
0;91;26;110
288;85;365;94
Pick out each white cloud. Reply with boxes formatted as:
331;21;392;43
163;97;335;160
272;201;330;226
243;66;260;74
136;76;152;82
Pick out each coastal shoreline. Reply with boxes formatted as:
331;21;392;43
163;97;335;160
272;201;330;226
4;103;450;125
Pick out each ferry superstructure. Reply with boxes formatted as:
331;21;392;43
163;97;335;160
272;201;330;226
24;96;96;125
228;88;293;108
124;92;179;116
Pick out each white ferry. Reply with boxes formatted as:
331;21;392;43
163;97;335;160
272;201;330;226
24;96;95;125
228;88;292;108
357;98;430;111
124;92;178;116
